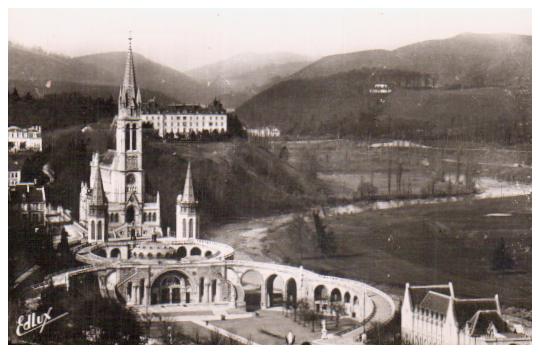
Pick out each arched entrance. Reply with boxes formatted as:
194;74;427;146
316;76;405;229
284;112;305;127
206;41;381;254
126;206;135;223
190;247;201;256
265;274;285;307
285;278;297;307
110;248;121;259
151;271;191;305
314;285;329;312
330;288;342;303
240;270;264;312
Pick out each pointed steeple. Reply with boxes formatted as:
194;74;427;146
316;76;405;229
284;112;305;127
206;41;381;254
90;167;107;206
118;33;140;116
181;162;196;203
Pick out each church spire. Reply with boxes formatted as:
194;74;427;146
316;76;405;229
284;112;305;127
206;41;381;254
118;33;140;116
181;162;196;203
90;166;107;206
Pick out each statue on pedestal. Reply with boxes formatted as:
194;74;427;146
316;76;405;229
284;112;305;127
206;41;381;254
321;319;328;339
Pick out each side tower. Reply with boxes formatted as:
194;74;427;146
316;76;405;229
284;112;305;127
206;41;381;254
88;155;108;243
176;162;199;239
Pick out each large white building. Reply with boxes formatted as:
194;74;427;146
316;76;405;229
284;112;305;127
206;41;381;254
142;100;227;138
401;282;531;345
8;125;42;152
79;39;162;242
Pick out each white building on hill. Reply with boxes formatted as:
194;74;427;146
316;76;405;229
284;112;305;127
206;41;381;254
141;99;227;138
8;125;42;152
401;282;531;345
247;126;281;138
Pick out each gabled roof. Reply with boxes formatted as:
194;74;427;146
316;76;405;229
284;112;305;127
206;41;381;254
467;310;508;336
454;298;499;329
409;284;452;308
418;291;451;316
9;184;45;203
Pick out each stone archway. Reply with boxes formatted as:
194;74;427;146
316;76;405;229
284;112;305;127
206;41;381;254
314;285;328;301
150;270;192;305
285;278;298;307
330;288;342;303
265;274;285;308
240;270;264;312
314;285;329;312
190;247;201;256
110;248;121;259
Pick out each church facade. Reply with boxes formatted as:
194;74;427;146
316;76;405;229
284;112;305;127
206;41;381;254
79;39;162;242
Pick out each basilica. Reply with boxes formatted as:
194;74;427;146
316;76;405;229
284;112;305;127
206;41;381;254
66;39;387;341
79;38;163;242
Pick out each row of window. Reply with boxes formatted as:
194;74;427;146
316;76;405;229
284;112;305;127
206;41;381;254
143;212;158;222
90;220;104;240
108;211;157;223
145;115;226;121
8;133;41;138
21;212;42;223
20;203;44;211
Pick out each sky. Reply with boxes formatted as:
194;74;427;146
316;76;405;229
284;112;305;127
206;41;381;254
8;8;532;72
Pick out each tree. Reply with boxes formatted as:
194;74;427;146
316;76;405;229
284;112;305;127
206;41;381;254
312;209;336;255
306;310;320;332
56;227;74;269
356;180;378;200
29;281;143;344
330;302;346;328
298;149;320;180
227;114;247;139
23;91;34;101
396;160;403;194
297;299;310;326
492;237;514;270
10;87;20;102
278;145;289;161
290;214;309;263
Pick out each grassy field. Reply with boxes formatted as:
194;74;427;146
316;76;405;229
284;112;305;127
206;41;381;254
278;139;531;199
263;196;531;311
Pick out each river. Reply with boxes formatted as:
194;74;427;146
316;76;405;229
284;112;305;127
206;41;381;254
206;176;531;262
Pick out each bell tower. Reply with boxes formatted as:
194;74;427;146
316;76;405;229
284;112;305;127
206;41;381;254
114;34;144;204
